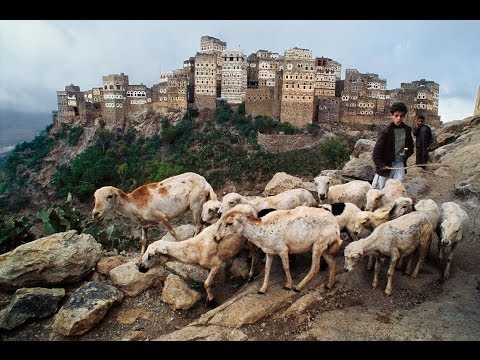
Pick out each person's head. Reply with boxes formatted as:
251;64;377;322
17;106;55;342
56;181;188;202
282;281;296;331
389;102;408;126
416;115;426;126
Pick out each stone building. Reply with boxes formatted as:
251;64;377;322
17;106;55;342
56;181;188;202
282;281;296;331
194;52;218;110
83;88;102;122
156;71;188;111
314;57;341;98
317;97;340;129
51;35;445;135
125;83;152;120
200;35;226;53
339;69;389;127
183;57;196;104
221;50;247;104
101;73;129;130
247;52;260;89
54;84;87;127
390;79;441;127
169;70;188;110
245;50;283;118
280;47;316;128
200;36;226;99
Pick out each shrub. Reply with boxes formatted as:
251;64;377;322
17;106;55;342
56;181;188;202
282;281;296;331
67;126;84;146
0;211;35;254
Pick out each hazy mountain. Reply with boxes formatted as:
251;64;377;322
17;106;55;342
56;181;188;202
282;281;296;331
0;109;52;154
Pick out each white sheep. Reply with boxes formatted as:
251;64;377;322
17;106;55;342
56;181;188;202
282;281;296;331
138;204;257;307
351;196;414;270
218;188;317;215
319;202;362;240
436;202;470;280
92;172;217;255
344;199;438;295
214;205;342;294
364;178;407;211
201;199;222;225
314;176;372;209
352;196;414;237
414;199;440;229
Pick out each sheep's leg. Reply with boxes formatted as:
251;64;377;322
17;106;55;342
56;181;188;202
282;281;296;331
411;244;428;279
395;256;403;270
367;255;374;271
258;253;274;294
405;251;416;276
385;251;400;296
204;265;221;308
443;242;457;280
248;242;257;282
427;232;437;260
294;246;323;292
437;238;443;264
152;210;178;240
278;250;292;291
140;227;148;256
190;201;204;236
372;257;381;288
321;253;336;289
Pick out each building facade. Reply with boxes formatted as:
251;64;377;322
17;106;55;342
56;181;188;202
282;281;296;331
221;50;247;104
280;47;316;127
339;69;389;126
390;79;441;127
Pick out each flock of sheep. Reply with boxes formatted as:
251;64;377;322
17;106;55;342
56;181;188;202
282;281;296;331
92;172;470;307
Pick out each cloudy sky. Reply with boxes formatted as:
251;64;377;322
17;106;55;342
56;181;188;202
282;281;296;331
1;20;479;124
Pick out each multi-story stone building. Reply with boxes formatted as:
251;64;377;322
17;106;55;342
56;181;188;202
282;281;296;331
245;50;283;118
200;35;226;53
221;50;247;104
101;73;129;129
314;57;341;98
83;87;102;123
200;36;226;100
390;79;441;127
339;69;389;126
183;57;196;104
194;52;218;110
280;47;316;127
54;84;87;127
156;71;188;110
52;35;444;134
317;97;340;128
125;83;152;120
246;51;261;89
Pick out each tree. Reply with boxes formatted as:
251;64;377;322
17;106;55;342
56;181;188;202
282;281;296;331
96;128;112;153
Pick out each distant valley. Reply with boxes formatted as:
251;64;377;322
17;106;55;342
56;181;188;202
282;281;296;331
0;109;52;154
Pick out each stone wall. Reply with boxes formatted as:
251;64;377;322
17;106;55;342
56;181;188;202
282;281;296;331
245;88;275;118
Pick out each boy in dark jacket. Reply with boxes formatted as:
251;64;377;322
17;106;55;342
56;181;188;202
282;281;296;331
372;102;414;190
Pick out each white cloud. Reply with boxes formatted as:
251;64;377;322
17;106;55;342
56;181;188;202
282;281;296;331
392;39;412;58
439;97;475;123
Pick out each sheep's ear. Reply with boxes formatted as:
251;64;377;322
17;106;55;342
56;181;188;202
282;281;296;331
388;203;398;219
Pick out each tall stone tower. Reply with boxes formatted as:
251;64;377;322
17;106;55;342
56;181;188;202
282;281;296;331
474;85;480;116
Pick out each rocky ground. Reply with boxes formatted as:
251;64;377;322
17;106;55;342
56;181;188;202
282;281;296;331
1;162;479;343
1;117;480;343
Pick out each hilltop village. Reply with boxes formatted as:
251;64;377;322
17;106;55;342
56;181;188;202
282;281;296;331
53;35;442;132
